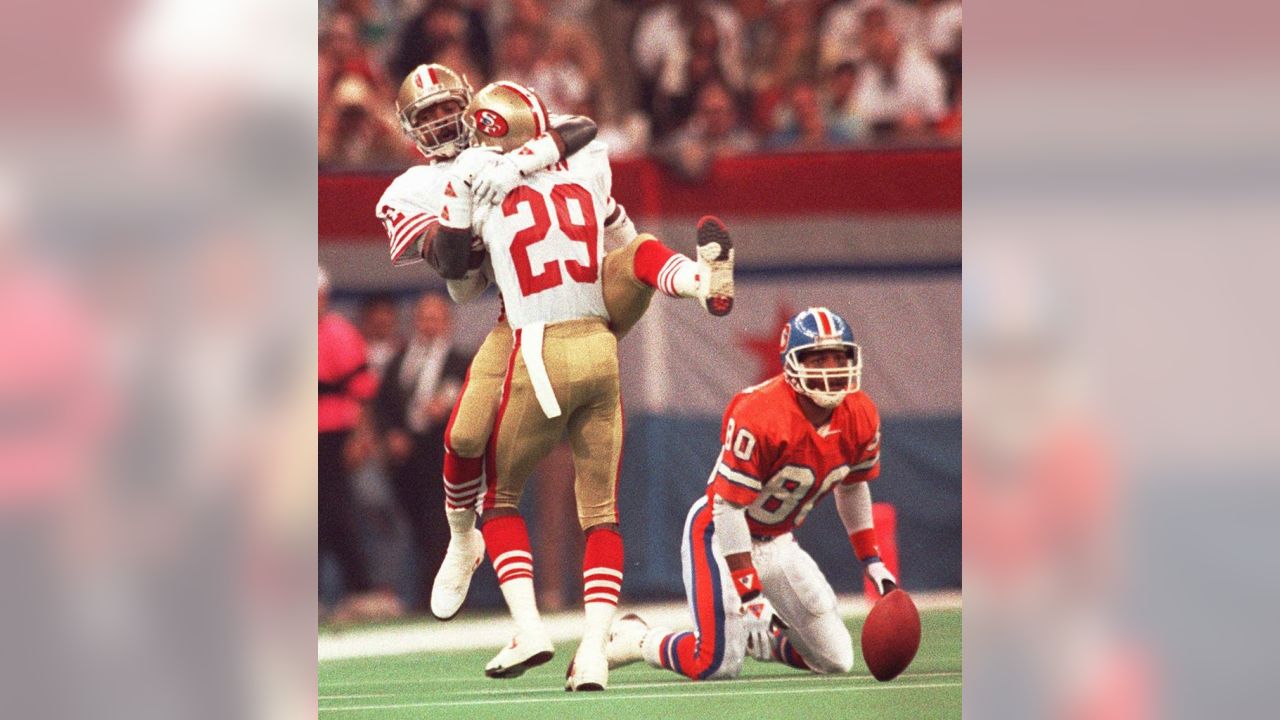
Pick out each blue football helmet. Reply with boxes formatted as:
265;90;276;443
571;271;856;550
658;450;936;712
779;307;862;408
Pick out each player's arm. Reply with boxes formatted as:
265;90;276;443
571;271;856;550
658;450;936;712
378;200;439;267
713;492;775;660
710;410;773;609
430;228;472;281
515;114;597;175
547;115;599;158
834;480;897;596
713;494;762;600
472;115;600;205
836;404;893;595
429;168;479;280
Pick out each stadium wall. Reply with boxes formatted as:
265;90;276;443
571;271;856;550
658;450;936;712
320;149;961;605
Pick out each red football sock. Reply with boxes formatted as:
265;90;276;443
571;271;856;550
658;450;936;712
633;239;700;297
442;448;484;510
775;631;811;670
483;515;534;585
582;527;624;607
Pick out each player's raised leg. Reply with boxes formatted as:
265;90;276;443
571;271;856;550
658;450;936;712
601;217;735;332
600;242;655;339
431;324;510;620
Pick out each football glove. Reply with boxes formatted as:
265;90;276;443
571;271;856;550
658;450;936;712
471;153;522;207
865;559;897;597
741;595;775;661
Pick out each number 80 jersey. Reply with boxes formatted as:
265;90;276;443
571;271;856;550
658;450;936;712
707;375;882;538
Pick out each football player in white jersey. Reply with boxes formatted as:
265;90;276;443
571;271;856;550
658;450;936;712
374;64;736;629
429;80;709;691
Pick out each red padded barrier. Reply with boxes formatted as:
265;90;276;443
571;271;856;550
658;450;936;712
320;148;960;241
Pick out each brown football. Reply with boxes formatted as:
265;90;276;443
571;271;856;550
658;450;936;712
860;589;922;681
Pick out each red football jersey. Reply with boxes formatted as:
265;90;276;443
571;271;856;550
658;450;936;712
706;375;881;537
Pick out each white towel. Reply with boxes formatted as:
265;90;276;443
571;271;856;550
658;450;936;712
518;322;562;419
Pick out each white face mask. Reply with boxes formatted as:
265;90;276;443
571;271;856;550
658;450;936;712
783;345;862;408
401;95;469;159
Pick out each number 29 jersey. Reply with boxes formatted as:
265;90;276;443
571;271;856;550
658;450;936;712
707;375;882;538
452;141;613;330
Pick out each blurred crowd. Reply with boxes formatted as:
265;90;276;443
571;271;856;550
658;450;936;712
318;274;585;621
319;0;961;175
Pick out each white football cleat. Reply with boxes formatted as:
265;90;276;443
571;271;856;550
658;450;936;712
564;644;609;691
484;631;555;679
430;528;485;621
606;612;649;669
695;215;734;317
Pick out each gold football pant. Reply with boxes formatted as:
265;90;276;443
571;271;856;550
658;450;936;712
444;233;658;459
601;233;658;339
443;322;511;459
482;319;623;530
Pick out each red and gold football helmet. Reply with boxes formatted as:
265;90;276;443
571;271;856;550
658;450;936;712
462;81;553;153
395;63;473;159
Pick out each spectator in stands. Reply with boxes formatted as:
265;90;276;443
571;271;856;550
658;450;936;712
493;22;543;89
817;0;915;71
323;0;396;59
581;90;652;160
506;0;605;96
916;0;962;57
650;9;735;135
745;0;821;136
729;0;773;60
766;79;852;150
659;79;756;180
371;293;469;614
348;294;405;595
632;1;747;136
822;61;869;142
432;39;486;91
318;75;414;169
320;10;391;102
856;8;947;139
389;0;492;85
755;0;820;86
534;36;601;120
915;0;962;106
318;267;402;623
937;77;961;142
358;294;403;380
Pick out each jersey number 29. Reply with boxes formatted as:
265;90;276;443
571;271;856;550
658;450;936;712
504;183;599;297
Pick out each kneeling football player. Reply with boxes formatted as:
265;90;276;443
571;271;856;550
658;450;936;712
607;308;898;679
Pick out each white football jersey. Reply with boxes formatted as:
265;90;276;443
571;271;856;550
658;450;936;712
454;141;613;330
375;114;578;266
375;161;454;266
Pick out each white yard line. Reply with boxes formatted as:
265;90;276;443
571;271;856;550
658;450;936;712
318;680;963;712
319;591;961;662
319;671;963;697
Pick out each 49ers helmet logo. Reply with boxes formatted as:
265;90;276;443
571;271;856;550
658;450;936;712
473;108;509;138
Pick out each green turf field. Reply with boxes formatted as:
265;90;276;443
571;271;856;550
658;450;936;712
319;608;960;719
